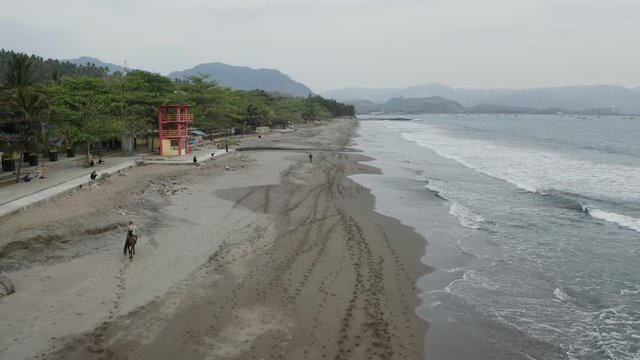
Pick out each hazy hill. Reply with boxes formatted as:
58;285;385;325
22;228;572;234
168;62;313;97
350;96;623;115
384;96;464;114
322;87;403;103
66;56;127;73
64;57;314;97
347;100;383;114
484;85;640;113
322;83;640;114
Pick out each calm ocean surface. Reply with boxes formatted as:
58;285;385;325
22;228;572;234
351;114;640;360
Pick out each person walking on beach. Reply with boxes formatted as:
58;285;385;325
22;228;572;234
308;152;313;163
193;156;198;166
124;221;138;259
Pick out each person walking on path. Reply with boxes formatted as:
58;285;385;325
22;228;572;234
308;152;313;163
193;156;198;166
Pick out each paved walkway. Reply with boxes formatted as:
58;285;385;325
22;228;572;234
0;144;233;220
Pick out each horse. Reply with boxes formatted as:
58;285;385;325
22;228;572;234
124;234;137;259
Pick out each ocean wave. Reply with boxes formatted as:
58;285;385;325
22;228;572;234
449;202;484;229
534;189;588;211
585;207;640;233
444;270;471;292
531;191;640;235
426;179;490;230
424;182;449;201
619;288;640;296
398;124;640;203
553;287;574;303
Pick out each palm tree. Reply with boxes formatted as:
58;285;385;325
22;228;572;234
11;87;48;182
1;53;49;182
3;53;36;88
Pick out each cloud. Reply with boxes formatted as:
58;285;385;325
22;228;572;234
0;0;638;91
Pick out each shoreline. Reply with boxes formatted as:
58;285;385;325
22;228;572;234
352;118;579;359
0;119;430;359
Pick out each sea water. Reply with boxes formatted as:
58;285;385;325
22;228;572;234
350;114;640;360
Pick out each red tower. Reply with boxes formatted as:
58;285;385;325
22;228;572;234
158;105;193;156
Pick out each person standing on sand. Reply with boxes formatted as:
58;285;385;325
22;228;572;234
308;152;313;163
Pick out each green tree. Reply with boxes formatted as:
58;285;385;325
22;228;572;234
10;87;48;182
0;53;50;182
271;97;305;127
3;53;36;87
46;77;122;162
109;71;173;154
303;96;332;122
172;76;244;133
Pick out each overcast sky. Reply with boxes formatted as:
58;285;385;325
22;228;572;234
1;0;639;92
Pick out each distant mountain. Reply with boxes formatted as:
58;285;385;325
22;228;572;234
63;58;314;97
322;87;403;103
351;96;624;115
347;100;383;114
466;103;573;114
66;56;127;73
322;83;640;114
348;96;463;114
168;62;313;97
384;96;464;114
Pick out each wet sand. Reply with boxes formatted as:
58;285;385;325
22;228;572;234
0;119;429;359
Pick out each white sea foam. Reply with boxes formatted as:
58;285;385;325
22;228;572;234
444;270;472;292
363;120;640;358
394;120;640;234
449;202;484;229
394;122;640;203
553;287;572;302
423;181;447;199
619;288;640;296
587;208;640;234
579;201;589;213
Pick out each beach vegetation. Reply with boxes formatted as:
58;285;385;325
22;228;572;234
109;70;172;154
0;53;50;182
0;49;108;82
1;50;354;163
45;77;122;162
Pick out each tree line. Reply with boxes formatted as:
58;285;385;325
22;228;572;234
0;49;109;81
0;51;355;182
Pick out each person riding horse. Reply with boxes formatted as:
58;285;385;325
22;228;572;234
124;221;138;259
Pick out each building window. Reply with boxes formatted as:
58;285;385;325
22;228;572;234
170;140;179;150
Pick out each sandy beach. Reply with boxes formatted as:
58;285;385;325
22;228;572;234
0;119;429;360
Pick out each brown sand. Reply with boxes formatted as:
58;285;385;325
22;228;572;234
0;119;429;360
